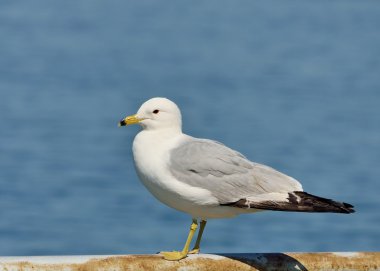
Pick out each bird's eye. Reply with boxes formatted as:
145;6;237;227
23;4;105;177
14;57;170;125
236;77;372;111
153;109;159;114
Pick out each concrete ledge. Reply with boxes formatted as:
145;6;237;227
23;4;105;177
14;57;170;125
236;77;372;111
0;252;379;271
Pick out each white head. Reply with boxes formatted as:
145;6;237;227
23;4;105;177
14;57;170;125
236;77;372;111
119;97;182;132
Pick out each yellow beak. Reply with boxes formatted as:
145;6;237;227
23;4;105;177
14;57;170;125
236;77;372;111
118;114;142;127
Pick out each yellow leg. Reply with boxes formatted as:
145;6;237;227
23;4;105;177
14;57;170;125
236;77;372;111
161;219;198;261
189;220;207;254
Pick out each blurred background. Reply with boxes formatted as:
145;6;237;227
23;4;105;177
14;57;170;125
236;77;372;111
0;1;379;256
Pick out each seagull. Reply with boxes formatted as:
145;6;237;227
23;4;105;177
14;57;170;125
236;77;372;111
119;97;354;261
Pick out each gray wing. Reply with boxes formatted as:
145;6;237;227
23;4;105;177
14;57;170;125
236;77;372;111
169;138;302;204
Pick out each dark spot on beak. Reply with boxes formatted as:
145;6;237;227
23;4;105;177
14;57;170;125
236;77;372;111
119;119;127;126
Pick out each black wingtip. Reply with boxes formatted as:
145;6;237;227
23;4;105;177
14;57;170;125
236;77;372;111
341;202;355;214
293;191;356;214
221;191;356;214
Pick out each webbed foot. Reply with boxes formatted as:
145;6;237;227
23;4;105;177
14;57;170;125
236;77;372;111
188;248;200;254
160;251;188;261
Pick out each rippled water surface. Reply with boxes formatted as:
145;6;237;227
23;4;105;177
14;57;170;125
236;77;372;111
0;1;379;255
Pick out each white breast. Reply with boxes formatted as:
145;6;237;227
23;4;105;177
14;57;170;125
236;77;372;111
132;130;220;217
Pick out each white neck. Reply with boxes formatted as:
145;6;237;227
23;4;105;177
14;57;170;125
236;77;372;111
132;128;184;160
132;128;186;184
141;126;182;138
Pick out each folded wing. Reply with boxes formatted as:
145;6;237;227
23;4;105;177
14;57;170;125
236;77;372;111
169;138;354;214
169;138;302;204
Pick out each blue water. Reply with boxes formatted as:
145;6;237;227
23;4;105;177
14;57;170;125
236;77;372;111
0;1;379;256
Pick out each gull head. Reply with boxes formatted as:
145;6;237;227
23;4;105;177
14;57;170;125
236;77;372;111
119;97;182;131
